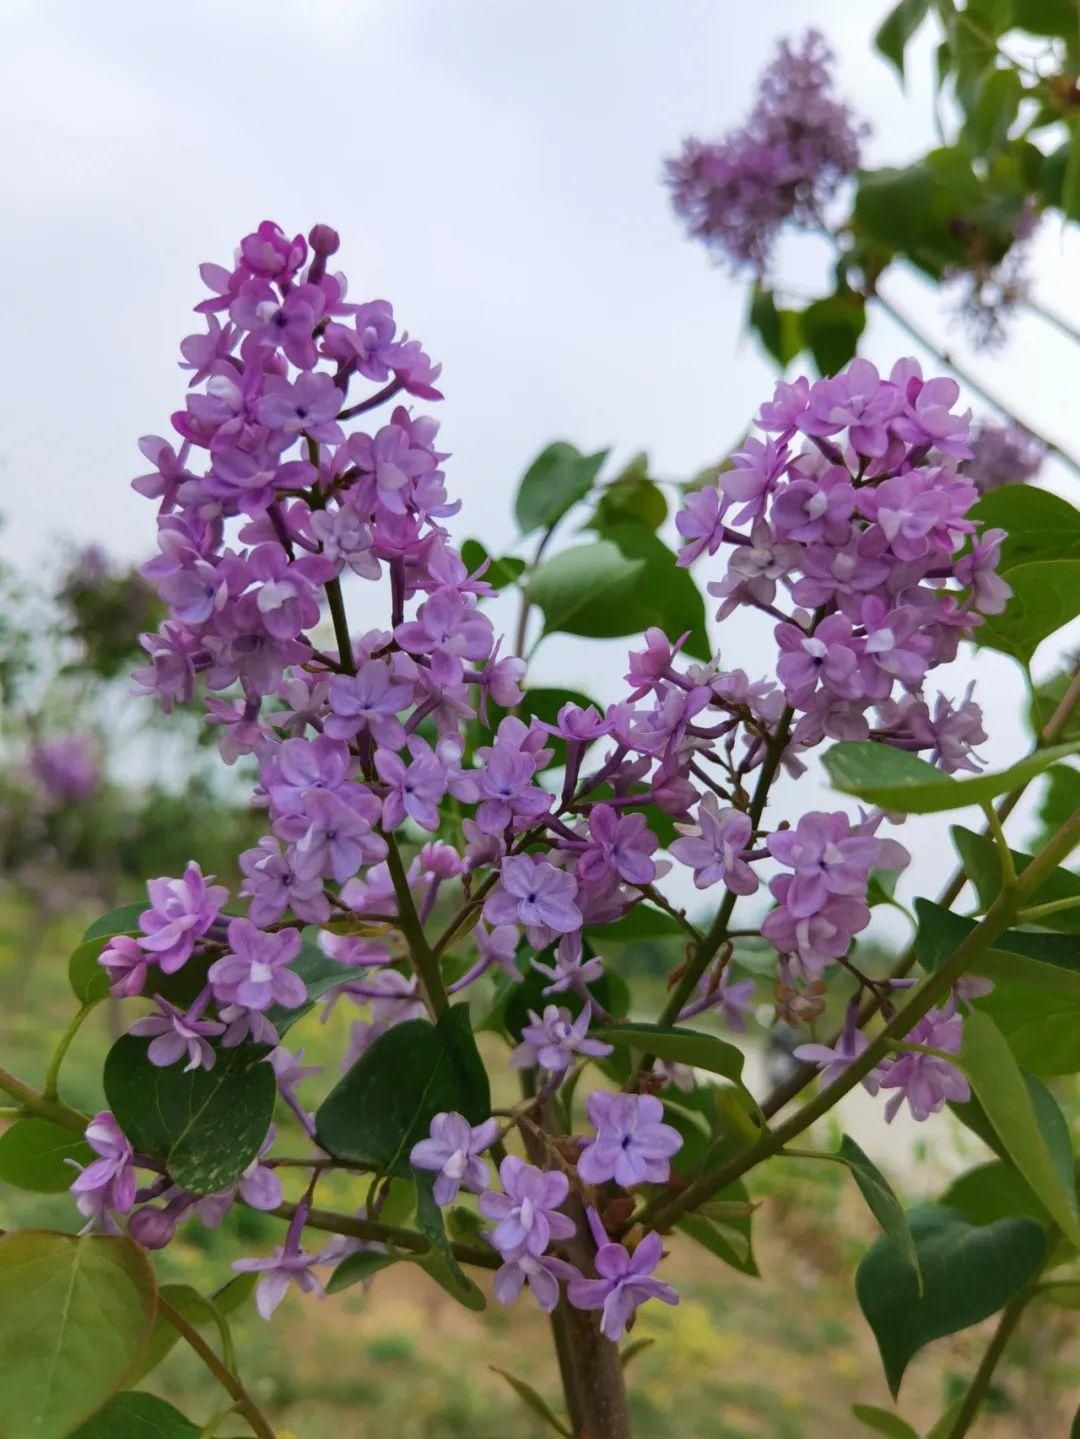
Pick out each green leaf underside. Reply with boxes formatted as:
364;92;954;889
959;1011;1080;1247
851;1402;920;1438
0;1118;92;1193
855;1206;1045;1395
103;1035;276;1195
70;1391;199;1438
838;1136;921;1289
527;524;709;659
0;1231;157;1439
951;827;1080;932
489;1367;571;1436
823;738;1080;813
315;1005;490;1177
415;1174;486;1309
326;1249;403;1295
595;1022;746;1085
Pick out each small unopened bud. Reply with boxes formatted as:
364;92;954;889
129;1205;177;1250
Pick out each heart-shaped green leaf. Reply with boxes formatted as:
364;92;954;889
104;1035;276;1195
70;1391;198;1437
856;1205;1045;1394
315;1004;489;1176
0;1231;157;1439
0;1118;91;1193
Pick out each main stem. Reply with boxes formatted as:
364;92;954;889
521;1099;632;1439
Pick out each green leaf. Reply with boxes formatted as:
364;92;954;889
134;1276;253;1383
0;1117;91;1193
959;1010;1080;1247
316;1004;490;1177
914;898;1080;1076
1011;0;1078;36
915;897;1080;974
1037;765;1080;845
874;0;930;82
941;1159;1049;1229
926;1401;966;1439
515;441;608;535
0;1231;157;1439
586;903;684;943
82;903;145;942
103;1035;276;1195
460;539;526;591
70;1392;199;1438
594;1022;746;1086
823;737;1080;813
527;524;709;659
747;286;803;367
325;1248;402;1295
68;938;113;1004
952;827;1080;931
589;453;668;535
961;67;1023;156
675;1212;755;1273
851;1404;920;1438
489;1367;570;1436
800;291;867;374
620;1337;656;1368
838;1136;921;1290
854;152;984;277
415;1175;486;1310
855;1205;1045;1395
969;486;1080;573
1062;120;1080;222
978;560;1080;664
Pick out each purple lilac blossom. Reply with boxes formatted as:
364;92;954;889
567;1214;678;1340
69;1112;137;1228
666;31;865;273
577;1092;683;1188
510;1005;613;1074
409;1112;499;1206
479;1156;577;1259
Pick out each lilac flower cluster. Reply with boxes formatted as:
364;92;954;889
29;732;102;806
666;31;866;272
960;420;1044;495
67;222;1008;1330
410;1107;682;1334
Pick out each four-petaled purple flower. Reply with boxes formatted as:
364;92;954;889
577;1092;683;1188
480;1157;577;1259
69;1112;137;1228
567;1215;679;1340
510;1004;613;1074
409;1111;499;1206
137;862;228;974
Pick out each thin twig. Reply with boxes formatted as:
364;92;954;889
158;1295;277;1439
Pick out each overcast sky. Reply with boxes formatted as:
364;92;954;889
2;0;1077;909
